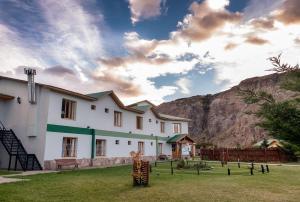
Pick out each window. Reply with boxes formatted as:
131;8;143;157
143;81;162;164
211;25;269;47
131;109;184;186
160;122;165;133
61;99;76;120
158;143;163;154
105;108;109;113
149;118;152;122
62;137;77;157
128;141;131;145
151;142;153;146
138;142;144;154
114;111;122;127
136;116;143;130
115;140;119;145
91;105;96;110
173;123;182;133
96;139;106;156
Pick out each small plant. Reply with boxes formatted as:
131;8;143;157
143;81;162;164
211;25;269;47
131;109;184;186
177;159;185;169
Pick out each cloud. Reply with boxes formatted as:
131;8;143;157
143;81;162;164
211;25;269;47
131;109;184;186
274;0;300;24
250;18;275;29
0;23;44;72
173;0;242;42
1;0;300;105
243;0;283;20
245;35;269;45
176;77;191;94
43;65;75;76
224;43;238;50
128;0;166;24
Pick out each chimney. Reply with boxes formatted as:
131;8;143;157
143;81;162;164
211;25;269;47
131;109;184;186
24;68;37;104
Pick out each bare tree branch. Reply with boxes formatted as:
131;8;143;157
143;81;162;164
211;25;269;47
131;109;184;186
267;54;299;73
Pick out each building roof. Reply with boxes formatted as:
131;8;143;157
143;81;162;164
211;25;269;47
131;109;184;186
127;100;191;122
0;75;96;101
0;75;190;121
252;138;283;148
0;93;15;101
167;134;195;143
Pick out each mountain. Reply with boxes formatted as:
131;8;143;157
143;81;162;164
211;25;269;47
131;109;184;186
157;73;299;148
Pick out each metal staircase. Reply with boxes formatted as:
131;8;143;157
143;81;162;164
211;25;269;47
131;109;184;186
0;121;42;171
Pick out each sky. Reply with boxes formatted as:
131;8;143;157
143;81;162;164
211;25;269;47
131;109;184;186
0;0;299;105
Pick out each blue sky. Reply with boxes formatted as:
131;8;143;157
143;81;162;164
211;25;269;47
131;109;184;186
0;0;299;104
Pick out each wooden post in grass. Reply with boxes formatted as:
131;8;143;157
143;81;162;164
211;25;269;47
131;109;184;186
197;164;200;175
266;165;269;173
250;167;254;175
171;167;174;175
228;168;231;176
155;161;157;167
261;165;265;174
251;161;254;169
171;160;173;167
238;159;240;168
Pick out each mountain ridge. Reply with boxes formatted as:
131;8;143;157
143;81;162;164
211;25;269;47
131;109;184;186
157;73;299;147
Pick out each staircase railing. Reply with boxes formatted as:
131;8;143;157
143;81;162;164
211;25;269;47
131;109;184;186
0;123;42;171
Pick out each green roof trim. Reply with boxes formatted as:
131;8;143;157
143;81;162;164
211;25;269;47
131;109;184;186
47;124;91;135
86;91;112;99
47;124;168;141
166;134;182;143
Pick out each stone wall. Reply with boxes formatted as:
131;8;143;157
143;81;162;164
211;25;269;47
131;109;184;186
44;156;156;170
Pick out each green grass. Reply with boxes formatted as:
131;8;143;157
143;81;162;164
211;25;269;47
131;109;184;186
0;161;300;202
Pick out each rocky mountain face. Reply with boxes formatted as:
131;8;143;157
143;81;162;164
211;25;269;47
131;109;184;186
157;73;299;148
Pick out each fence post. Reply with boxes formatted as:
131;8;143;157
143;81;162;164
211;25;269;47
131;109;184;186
197;164;200;175
171;167;174;175
238;159;240;168
250;167;253;175
227;168;231;176
261;165;265;174
266;164;269;173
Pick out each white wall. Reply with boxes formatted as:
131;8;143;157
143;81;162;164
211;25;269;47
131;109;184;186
0;79;49;166
44;132;91;160
47;92;189;138
44;131;171;160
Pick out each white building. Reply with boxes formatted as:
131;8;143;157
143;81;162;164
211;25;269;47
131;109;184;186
0;74;194;170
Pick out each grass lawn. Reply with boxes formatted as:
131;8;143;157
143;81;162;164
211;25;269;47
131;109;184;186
0;161;299;202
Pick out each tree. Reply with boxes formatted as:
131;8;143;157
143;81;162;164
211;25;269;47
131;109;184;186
239;55;300;153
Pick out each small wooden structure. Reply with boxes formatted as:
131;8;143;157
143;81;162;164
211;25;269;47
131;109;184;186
55;159;79;170
167;134;196;159
131;151;149;186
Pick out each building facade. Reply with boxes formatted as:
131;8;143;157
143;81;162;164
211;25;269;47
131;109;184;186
0;75;193;170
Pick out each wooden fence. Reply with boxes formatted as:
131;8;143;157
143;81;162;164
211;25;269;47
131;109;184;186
198;148;293;162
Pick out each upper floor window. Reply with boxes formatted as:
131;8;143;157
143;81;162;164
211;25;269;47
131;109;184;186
136;116;143;130
62;137;77;157
160;122;165;133
114;111;122;127
61;99;76;120
173;123;182;133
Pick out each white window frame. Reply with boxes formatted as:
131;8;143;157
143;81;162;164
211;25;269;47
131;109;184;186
114;111;122;127
62;137;77;158
173;123;182;133
96;139;106;157
61;98;77;120
138;141;144;155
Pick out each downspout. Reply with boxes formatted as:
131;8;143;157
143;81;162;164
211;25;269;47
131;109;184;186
155;136;158;160
91;129;95;166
